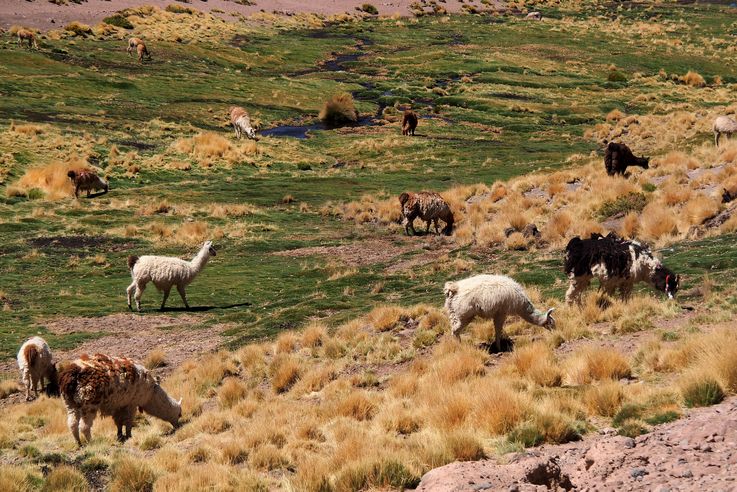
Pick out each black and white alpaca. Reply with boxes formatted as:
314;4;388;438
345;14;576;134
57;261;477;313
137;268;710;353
564;232;679;303
604;142;649;176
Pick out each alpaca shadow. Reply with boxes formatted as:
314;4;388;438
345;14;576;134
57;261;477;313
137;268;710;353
85;190;109;199
479;337;515;354
158;302;251;313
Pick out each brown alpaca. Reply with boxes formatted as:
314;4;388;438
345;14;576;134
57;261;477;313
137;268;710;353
399;191;454;236
402;110;418;136
127;37;143;57
67;170;109;198
17;29;39;50
136;42;151;63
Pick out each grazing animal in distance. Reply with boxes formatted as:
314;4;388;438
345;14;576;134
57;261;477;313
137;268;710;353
444;274;555;352
402;110;418;136
67;170;109;198
399;191;454;236
17;29;39;49
58;353;181;445
525;11;542;20
713;115;737;146
127;240;217;312
136;42;151;63
17;336;59;401
229;106;258;140
564;232;680;304
127;37;143;57
604;142;649;176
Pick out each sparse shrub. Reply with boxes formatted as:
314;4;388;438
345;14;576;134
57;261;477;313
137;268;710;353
444;433;485;461
680;70;706;87
607;70;628;83
64;21;92;36
166;4;195;14
337;391;376;420
103;14;134;29
585;381;625;417
249;444;289;471
507;342;562;387
319;93;359;125
218;378;248;408
566;347;631;385
598;192;648;219
680;374;725;407
271;354;301;393
360;3;379;14
0;380;20;398
139;435;162;451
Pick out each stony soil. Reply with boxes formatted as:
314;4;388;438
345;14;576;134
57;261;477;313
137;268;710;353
416;396;737;491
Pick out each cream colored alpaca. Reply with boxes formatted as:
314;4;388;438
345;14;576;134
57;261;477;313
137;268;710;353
127;37;142;56
229;106;258;140
444;274;555;351
127;241;217;311
136;42;151;63
17;336;58;401
714;115;737;146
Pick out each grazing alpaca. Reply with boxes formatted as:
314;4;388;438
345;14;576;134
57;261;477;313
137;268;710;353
136;42;151;63
127;241;217;311
17;336;59;401
444;274;555;352
58;353;181;445
564;232;680;304
399;191;454;236
604;142;649;176
17;29;39;49
67;170;109;198
127;37;142;57
402;110;418;136
229;106;258;140
713;116;737;146
525;11;542;20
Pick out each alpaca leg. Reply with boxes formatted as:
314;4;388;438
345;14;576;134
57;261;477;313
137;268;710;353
113;410;126;442
67;410;82;446
565;277;590;304
176;284;190;309
23;369;32;401
620;282;633;301
32;374;40;398
74;184;80;198
160;288;171;311
425;220;431;233
715;131;720;147
134;281;147;312
494;314;506;352
79;412;95;444
123;405;135;441
126;282;137;310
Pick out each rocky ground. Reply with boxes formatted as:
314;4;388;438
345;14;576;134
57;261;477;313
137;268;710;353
0;0;504;30
417;396;737;491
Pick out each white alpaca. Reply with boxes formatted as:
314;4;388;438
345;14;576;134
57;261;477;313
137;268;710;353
229;106;258;140
17;336;58;401
444;274;555;351
714;116;737;146
58;353;181;445
525;11;542;20
126;241;216;311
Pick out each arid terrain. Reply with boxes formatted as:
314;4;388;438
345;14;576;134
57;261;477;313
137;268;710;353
2;0;737;490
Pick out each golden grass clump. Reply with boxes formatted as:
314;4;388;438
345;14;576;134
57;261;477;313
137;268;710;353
43;465;88;492
471;379;530;434
319;93;359;124
683;194;720;226
680;70;706;88
367;305;404;331
506;342;562;387
0;379;20;399
218;377;248;408
144;348;167;370
271;354;301;393
337;390;377;420
639;202;678;241
566;347;631;385
7;161;78;200
9;121;45;136
109;457;156;492
585;380;625;416
64;21;93;36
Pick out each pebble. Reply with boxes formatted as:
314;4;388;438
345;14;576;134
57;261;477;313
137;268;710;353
623;438;635;449
631;468;648;480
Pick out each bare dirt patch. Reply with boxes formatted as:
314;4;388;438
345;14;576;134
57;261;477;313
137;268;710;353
417;396;737;491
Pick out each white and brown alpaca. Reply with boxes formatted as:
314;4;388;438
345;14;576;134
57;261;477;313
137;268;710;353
399;191;454;236
127;37;143;57
17;29;39;50
67;169;109;198
58;353;181;445
127;240;217;311
229;106;258;140
17;336;59;401
136;42;152;63
564;232;680;304
714;116;737;146
444;274;555;352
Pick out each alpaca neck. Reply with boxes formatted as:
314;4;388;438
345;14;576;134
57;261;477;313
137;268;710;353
189;246;211;273
142;385;180;426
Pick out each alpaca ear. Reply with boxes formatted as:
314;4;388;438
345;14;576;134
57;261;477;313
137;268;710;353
177;397;182;405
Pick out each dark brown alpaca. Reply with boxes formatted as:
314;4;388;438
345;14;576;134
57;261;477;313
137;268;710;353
604;142;649;176
399;191;454;236
402;110;418;136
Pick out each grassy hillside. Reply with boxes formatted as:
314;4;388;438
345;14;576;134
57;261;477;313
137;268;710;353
3;2;737;490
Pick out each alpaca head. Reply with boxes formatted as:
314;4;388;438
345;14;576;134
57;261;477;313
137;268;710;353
204;240;217;257
638;156;650;170
67;170;77;180
245;127;258;140
398;192;410;206
652;266;680;299
543;308;556;329
142;383;182;429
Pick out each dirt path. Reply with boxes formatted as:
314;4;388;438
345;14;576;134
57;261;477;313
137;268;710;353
416;396;737;491
0;0;505;30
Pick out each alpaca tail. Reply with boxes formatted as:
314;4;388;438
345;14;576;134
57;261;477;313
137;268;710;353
24;344;38;367
127;255;139;270
46;364;60;397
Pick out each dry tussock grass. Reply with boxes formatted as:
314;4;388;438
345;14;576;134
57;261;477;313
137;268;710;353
319;93;359;124
6;161;83;200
